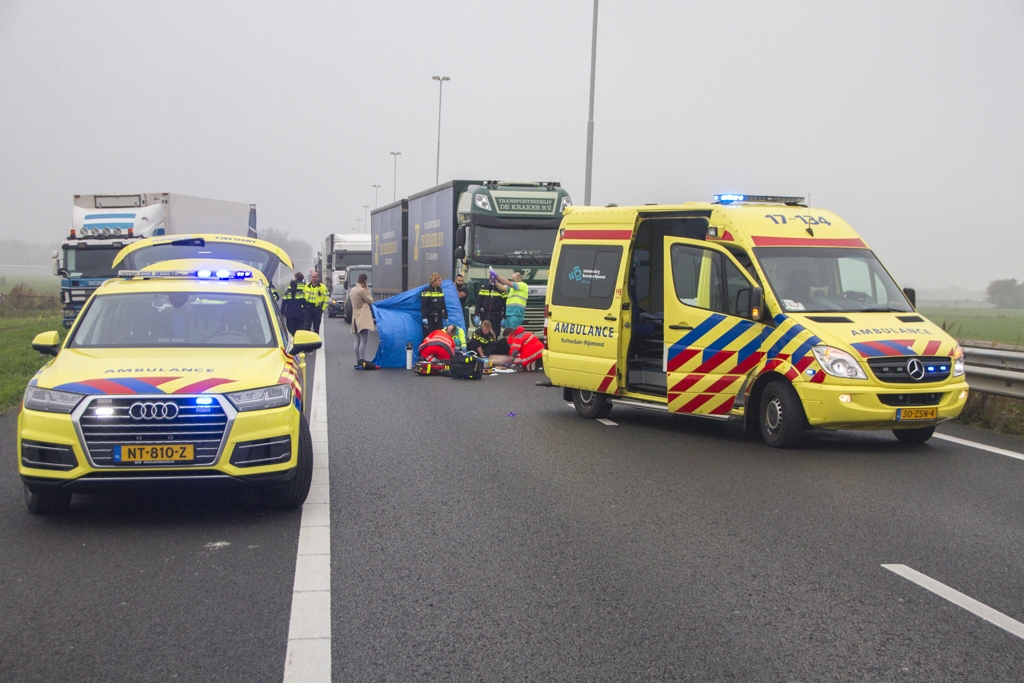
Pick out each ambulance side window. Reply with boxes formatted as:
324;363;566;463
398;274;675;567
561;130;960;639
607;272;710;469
552;245;623;310
671;244;754;318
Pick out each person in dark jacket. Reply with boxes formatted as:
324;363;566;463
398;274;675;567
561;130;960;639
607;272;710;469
420;271;447;336
454;273;469;326
281;272;306;336
474;278;505;333
468;319;496;356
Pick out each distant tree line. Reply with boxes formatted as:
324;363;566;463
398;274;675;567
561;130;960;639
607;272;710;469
986;279;1024;309
258;227;313;275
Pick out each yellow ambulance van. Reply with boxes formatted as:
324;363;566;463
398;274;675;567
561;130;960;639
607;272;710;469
543;195;968;447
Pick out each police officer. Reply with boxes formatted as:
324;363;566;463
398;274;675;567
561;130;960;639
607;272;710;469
281;272;307;336
303;270;328;334
475;275;506;334
420;271;447;336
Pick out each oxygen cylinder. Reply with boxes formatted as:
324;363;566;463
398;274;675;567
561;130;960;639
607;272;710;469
406;342;413;370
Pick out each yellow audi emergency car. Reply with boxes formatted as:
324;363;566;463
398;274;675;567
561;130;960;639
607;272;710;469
17;260;321;514
544;195;968;447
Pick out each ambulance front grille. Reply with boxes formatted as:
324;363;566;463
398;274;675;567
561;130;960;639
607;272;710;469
76;396;229;467
866;356;952;384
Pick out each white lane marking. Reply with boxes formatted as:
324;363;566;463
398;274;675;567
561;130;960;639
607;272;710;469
933;433;1024;462
882;564;1024;641
597;418;617;426
567;402;575;408
284;345;331;683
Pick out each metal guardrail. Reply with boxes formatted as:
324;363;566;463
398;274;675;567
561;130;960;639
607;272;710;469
963;347;1024;399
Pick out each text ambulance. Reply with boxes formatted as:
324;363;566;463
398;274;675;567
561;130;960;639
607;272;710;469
543;195;968;447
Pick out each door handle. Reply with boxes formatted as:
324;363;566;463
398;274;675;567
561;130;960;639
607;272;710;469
669;324;693;331
604;314;617;321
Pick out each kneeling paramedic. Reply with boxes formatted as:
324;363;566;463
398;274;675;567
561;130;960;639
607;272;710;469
419;328;455;363
506;326;544;371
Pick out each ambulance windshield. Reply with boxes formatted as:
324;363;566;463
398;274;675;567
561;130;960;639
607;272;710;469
754;247;913;313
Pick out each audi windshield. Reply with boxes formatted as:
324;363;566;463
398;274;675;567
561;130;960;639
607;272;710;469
754;247;913;313
121;243;281;279
69;292;276;348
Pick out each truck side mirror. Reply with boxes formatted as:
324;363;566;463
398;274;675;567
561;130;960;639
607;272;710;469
455;225;467;247
903;287;916;308
52;251;60;277
749;286;764;321
454;246;466;261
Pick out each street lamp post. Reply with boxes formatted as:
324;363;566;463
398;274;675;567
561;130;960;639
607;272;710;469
372;184;381;207
363;205;370;231
355;218;362;233
389;152;401;202
584;0;599;206
432;75;450;186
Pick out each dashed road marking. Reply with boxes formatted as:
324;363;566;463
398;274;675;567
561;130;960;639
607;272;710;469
933;433;1024;462
883;564;1024;641
284;345;331;683
597;418;617;426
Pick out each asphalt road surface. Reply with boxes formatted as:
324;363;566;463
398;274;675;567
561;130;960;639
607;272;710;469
3;316;1024;681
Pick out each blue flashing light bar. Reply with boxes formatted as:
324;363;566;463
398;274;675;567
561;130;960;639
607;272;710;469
118;269;254;280
714;194;805;205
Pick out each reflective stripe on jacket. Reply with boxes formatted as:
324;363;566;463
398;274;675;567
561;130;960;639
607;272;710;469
505;281;528;308
475;284;506;318
303;282;329;310
509;326;543;364
419;329;455;361
420;287;447;318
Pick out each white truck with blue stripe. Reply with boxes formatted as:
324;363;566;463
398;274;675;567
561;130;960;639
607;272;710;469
55;193;256;328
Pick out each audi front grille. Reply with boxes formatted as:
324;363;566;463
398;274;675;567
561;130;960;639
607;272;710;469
73;395;234;467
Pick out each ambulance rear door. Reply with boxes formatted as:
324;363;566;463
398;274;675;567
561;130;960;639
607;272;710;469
663;238;767;416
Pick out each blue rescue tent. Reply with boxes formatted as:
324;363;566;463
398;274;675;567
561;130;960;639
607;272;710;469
371;280;466;368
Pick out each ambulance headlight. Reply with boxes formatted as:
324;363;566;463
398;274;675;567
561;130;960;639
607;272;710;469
953;346;966;377
811;346;867;380
23;387;84;414
474;194;492;211
227;385;291;411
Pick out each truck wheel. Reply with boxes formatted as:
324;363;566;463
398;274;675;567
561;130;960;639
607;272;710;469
573;389;612;419
893;426;935;444
759;381;805;448
260;414;314;509
24;485;71;515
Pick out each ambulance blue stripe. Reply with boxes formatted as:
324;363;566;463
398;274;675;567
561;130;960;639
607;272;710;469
851;342;887;358
669;314;726;357
52;382;105;395
105;378;167;394
702;320;754;361
84;213;136;219
768;324;803;358
790;335;823;364
736;334;763;365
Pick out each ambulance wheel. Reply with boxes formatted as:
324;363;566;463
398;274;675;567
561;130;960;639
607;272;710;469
573;389;612;419
759;381;805;448
893;426;935;444
260;414;313;509
24;485;71;515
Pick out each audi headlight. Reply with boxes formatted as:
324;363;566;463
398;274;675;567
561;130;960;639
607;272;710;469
23;387;84;413
227;385;292;411
474;194;492;211
953;346;966;377
811;346;868;380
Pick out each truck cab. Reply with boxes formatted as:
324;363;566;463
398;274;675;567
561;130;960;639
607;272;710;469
544;196;968;447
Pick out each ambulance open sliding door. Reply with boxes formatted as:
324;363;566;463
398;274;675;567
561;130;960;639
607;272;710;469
663;238;766;416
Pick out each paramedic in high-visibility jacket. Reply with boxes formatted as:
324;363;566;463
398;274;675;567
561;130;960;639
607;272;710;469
420;272;447;336
445;324;467;352
505;326;544;371
494;272;528;330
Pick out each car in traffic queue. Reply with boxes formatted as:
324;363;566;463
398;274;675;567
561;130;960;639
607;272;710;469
17;259;321;514
327;283;347;319
543;195;969;447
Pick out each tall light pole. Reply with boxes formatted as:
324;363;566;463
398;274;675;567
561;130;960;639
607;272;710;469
355;218;362;233
584;0;599;206
389;152;401;202
432;75;450;185
363;205;370;231
372;184;381;208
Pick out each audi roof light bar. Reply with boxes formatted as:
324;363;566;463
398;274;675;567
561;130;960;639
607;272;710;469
117;269;254;280
713;194;806;206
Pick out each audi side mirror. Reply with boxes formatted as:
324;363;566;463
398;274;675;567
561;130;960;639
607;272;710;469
32;331;61;356
289;330;322;355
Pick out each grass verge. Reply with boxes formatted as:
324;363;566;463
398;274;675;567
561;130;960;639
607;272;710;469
0;316;64;415
954;392;1024;440
918;305;1024;347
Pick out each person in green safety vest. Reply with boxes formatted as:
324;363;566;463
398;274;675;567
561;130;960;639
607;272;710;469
495;271;528;330
302;270;329;334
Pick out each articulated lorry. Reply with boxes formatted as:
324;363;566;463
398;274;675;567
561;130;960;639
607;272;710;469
370;180;572;332
55;193;256;327
322;234;372;288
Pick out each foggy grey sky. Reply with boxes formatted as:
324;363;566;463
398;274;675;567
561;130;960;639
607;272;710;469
1;0;1021;290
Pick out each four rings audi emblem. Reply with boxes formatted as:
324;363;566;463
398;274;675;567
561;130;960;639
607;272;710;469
905;358;926;381
129;402;180;420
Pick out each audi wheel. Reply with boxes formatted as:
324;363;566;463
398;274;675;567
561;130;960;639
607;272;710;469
260;413;313;509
